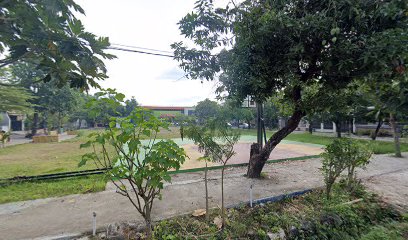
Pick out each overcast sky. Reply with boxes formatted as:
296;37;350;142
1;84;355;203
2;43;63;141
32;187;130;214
76;0;219;106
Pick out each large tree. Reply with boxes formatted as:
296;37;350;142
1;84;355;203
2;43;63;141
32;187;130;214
173;0;408;177
195;98;220;123
0;67;33;112
0;0;114;90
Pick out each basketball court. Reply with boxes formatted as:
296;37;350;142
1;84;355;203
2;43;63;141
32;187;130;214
170;136;324;170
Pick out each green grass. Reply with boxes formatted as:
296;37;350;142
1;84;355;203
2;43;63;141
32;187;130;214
236;129;408;155
0;127;181;179
0;127;180;203
0;175;107;204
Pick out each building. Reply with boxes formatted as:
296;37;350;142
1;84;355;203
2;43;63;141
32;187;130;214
0;112;25;132
242;96;257;108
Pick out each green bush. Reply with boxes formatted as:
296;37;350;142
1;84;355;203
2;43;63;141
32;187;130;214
402;125;408;137
321;138;372;199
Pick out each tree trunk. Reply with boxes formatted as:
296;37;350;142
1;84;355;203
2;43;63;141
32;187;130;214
371;119;383;140
335;121;341;138
31;112;38;136
308;123;313;134
205;161;209;222
43;112;48;135
247;108;305;178
221;165;226;228
389;113;402;157
145;203;153;239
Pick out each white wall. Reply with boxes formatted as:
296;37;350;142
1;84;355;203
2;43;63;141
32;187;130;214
0;112;10;132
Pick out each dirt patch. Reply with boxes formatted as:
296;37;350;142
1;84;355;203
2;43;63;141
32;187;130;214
181;142;324;168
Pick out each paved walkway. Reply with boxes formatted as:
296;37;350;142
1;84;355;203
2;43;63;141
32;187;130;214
0;154;407;240
2;132;77;148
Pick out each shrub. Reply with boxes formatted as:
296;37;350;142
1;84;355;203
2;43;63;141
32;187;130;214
321;138;372;199
81;107;186;238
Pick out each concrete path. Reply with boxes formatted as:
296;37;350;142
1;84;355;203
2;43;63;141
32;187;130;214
0;154;407;240
2;132;77;148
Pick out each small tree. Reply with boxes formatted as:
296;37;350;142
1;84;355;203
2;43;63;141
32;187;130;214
344;141;372;187
183;118;239;228
321;139;348;199
321;138;372;199
80;107;186;238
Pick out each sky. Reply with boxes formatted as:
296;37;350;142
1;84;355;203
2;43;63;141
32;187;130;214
76;0;219;107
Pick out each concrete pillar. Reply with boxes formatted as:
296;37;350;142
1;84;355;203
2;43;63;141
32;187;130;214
332;122;336;133
320;122;324;131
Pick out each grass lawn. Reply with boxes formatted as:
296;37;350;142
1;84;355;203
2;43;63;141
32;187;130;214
0;175;106;204
0;127;181;179
236;128;408;155
0;127;181;204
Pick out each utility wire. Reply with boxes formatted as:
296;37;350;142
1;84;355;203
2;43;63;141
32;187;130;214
0;29;175;58
110;42;173;54
107;46;174;57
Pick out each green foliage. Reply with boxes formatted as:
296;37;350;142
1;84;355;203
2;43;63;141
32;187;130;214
0;175;107;204
194;98;220;124
173;0;407;176
173;0;407;105
0;85;34;113
183;119;240;165
85;88;125;126
80;96;187;237
183;117;240;227
321;138;372;198
0;0;115;90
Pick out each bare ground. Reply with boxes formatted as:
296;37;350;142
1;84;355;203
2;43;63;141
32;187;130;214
0;154;406;240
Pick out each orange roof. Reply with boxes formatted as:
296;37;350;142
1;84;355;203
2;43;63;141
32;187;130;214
142;106;187;111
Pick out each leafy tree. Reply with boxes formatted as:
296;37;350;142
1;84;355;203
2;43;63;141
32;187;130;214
38;83;78;132
0;0;115;89
85;89;126;127
173;0;407;177
195;98;220;124
240;107;255;129
220;99;255;128
263;100;279;130
321;138;372;199
0;85;33;113
122;97;139;116
68;92;93;129
81;105;186;238
371;80;408;157
0;67;34;113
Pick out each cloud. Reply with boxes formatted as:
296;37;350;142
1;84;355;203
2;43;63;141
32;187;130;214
157;67;185;81
76;0;217;106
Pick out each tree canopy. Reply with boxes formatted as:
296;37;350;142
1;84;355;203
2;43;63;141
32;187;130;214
173;0;408;177
195;98;220;123
0;0;115;90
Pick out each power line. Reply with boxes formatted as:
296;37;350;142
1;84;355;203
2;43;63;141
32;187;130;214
0;29;175;58
107;46;174;58
110;43;173;54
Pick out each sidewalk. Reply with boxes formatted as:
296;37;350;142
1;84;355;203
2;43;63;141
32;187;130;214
0;154;407;240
